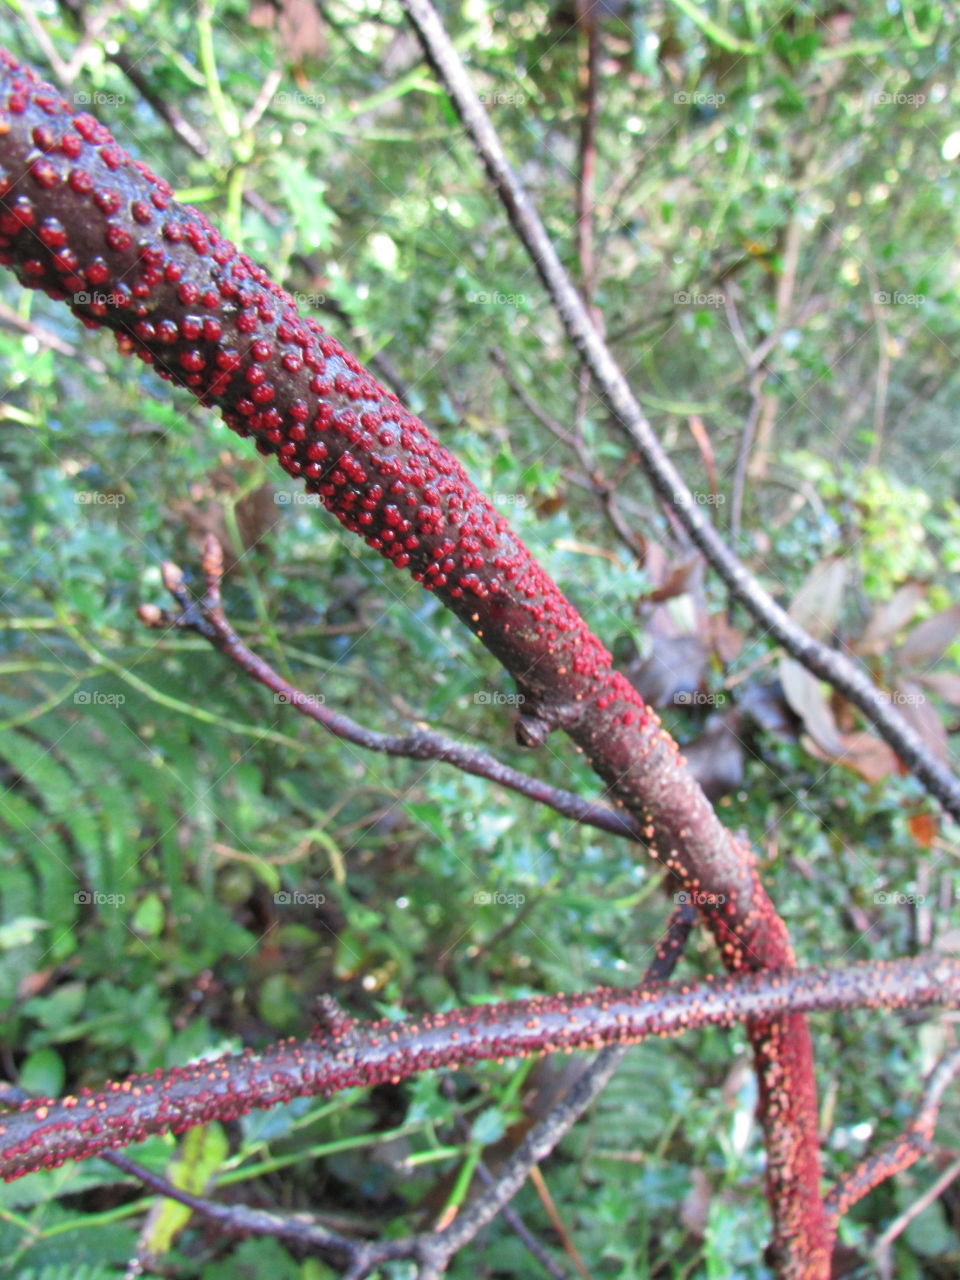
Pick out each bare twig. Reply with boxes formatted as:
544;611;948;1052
139;536;642;843
397;0;960;828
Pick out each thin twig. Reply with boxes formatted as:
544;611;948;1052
825;1047;960;1225
398;0;960;826
139;536;642;843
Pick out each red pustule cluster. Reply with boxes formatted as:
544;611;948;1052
0;48;644;738
0;50;830;1262
1;955;953;1182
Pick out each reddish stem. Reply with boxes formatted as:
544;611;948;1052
0;50;825;1269
0;956;954;1184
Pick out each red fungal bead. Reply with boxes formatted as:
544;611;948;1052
105;224;132;252
58;132;82;160
38;217;67;248
99;143;125;170
216;348;241;370
67;167;93;195
93;188;121;215
31;124;56;150
30;158;59;188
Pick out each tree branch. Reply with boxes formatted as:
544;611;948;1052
824;1047;960;1225
138;535;641;842
0;955;955;1187
396;0;960;829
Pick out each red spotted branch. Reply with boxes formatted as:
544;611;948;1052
824;1046;960;1227
0;48;866;1274
1;955;956;1189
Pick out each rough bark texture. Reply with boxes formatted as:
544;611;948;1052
0;50;827;1272
1;956;954;1184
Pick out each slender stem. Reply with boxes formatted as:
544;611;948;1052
397;0;960;827
0;954;954;1185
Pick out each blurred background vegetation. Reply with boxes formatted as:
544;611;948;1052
0;0;959;1275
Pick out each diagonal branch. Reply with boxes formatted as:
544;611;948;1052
0;49;824;1272
138;535;641;842
824;1046;960;1225
0;955;955;1187
396;0;960;828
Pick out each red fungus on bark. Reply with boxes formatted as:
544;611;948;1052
0;50;830;1272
